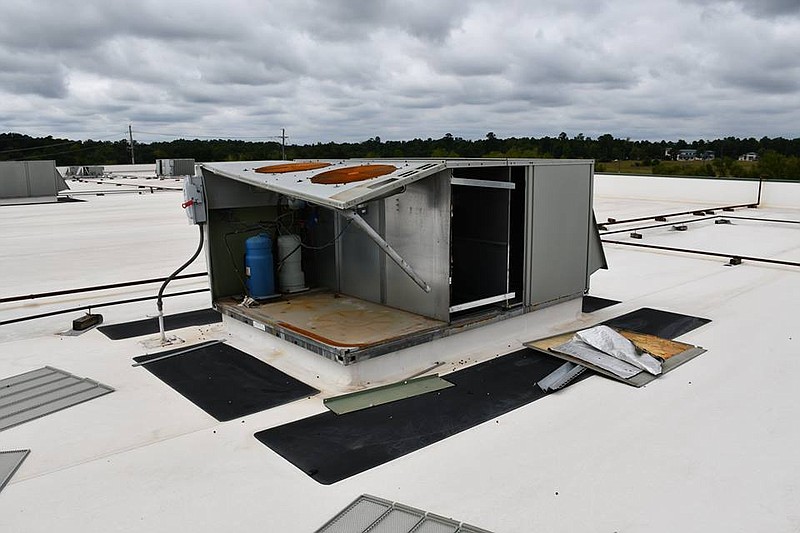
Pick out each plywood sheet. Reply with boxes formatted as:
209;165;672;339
218;292;444;348
528;329;693;361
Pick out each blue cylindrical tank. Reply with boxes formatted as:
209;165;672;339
244;233;275;299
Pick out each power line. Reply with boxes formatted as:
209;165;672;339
133;129;288;142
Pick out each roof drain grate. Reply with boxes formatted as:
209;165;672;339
0;367;114;432
316;495;493;533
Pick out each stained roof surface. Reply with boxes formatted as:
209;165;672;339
0;168;798;532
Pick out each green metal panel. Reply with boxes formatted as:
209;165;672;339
323;375;454;415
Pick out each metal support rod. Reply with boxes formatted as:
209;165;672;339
600;215;718;236
341;210;432;293
601;203;754;226
601;239;800;268
132;339;226;367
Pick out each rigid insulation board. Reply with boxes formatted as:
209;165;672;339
254;348;565;484
133;342;318;421
317;494;492;533
582;295;621;313
98;308;222;340
200;160;447;210
602;307;711;339
0;367;114;432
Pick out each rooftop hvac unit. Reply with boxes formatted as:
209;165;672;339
198;158;607;365
76;166;104;177
0;160;68;205
156;159;196;177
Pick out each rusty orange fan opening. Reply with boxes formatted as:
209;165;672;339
255;162;332;174
311;164;397;184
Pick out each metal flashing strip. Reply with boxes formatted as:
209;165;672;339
0;367;114;432
0;449;30;493
449;292;516;314
323;375;455;415
450;177;516;190
316;495;493;533
537;362;587;392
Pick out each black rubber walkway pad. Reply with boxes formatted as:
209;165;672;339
603;307;710;339
255;348;564;485
133;342;318;421
582;295;621;313
98;308;222;340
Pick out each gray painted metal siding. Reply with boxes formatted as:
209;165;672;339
338;201;384;303
0;161;67;199
527;163;592;307
384;171;451;321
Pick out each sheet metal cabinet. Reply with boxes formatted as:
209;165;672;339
200;159;605;363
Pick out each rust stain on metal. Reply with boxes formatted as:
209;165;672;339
310;164;397;184
255;162;332;174
216;292;443;348
278;321;370;348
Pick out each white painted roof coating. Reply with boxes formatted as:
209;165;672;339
0;169;798;532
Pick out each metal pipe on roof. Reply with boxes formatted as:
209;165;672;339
0;288;209;327
0;272;207;304
341;210;432;293
601;240;800;268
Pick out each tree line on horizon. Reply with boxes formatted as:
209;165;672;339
1;131;799;180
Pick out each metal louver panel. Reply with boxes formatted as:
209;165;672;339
0;449;30;493
0;367;114;432
316;495;492;533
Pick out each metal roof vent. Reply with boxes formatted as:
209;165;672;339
316;495;492;533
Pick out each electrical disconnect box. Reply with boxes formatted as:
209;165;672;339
182;175;206;225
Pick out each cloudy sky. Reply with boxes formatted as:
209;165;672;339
1;0;798;144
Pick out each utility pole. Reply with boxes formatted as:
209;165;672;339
128;124;136;165
281;128;286;160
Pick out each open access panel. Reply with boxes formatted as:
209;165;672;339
200;159;606;365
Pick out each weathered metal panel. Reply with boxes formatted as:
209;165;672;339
383;171;451;320
201;170;278;209
528;163;592;307
587;212;608;286
26;161;60;196
0;162;30;198
0;449;30;493
0;367;113;432
201;160;446;210
0;161;64;200
338;201;383;303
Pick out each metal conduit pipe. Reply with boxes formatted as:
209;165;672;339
156;224;205;343
0;272;207;304
0;288;210;327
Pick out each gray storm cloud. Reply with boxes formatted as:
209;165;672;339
0;0;798;142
